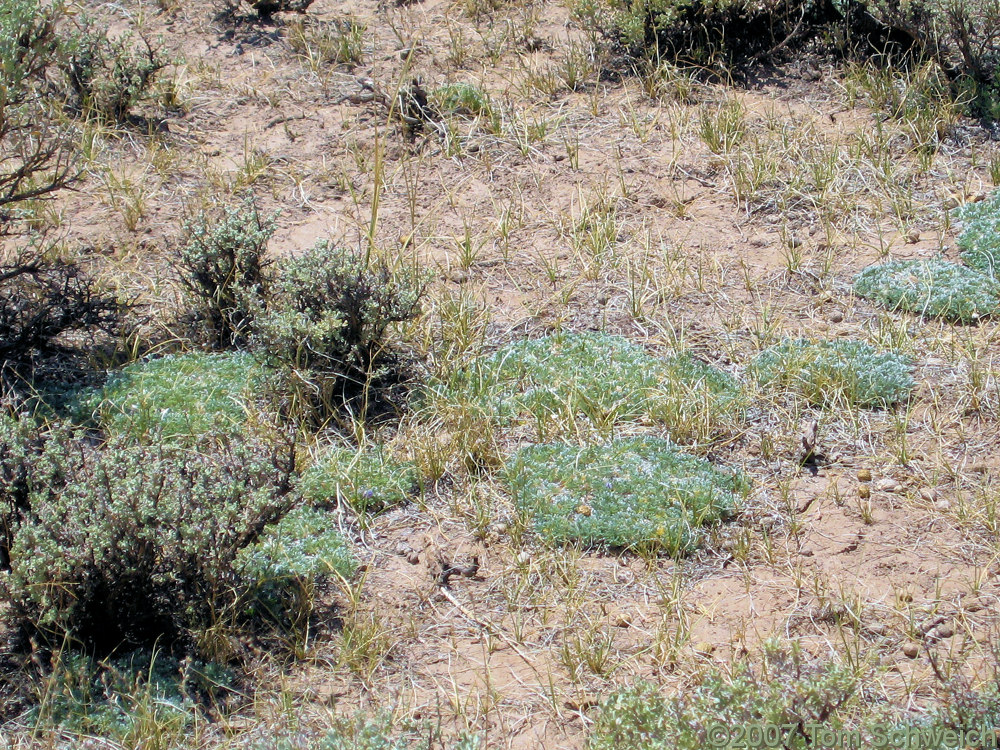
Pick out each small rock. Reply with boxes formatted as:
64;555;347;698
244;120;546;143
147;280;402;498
857;469;873;482
867;622;888;636
859;485;871;500
516;550;531;565
918;615;946;635
905;230;921;244
919;488;938;502
829;311;844;323
902;642;920;659
930;622;954;640
876;478;901;493
576;504;593;516
692;641;716;657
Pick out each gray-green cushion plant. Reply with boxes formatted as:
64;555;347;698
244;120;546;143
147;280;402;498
503;436;747;555
239;506;355;585
29;650;234;742
238;506;355;622
752;339;913;408
301;447;418;514
955;191;1000;276
853;257;999;323
264;714;482;750
430;332;743;443
588;641;856;750
84;351;267;443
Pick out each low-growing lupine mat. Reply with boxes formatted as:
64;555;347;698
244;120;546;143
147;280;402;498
955;190;1000;277
86;351;267;442
429;332;742;442
853;258;999;323
503;436;748;554
753;338;913;407
301;446;419;513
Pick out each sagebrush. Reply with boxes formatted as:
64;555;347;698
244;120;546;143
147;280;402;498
0;418;300;657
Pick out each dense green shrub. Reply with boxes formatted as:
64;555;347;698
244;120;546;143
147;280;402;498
218;0;315;21
301;446;418;513
574;0;1000;115
572;0;922;70
588;642;856;749
0;415;37;570
955;191;1000;276
83;351;268;442
753;338;913;408
253;241;423;421
254;241;422;375
430;332;742;443
175;204;423;419
865;0;1000;116
503;436;747;554
0;418;301;656
62;20;165;124
175;198;275;349
853;258;999;323
249;0;314;17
